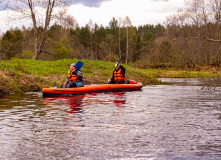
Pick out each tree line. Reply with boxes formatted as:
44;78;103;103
1;0;221;69
0;16;164;64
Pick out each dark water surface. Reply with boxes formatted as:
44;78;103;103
0;79;221;159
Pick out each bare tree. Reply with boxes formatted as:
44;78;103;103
65;15;76;29
123;16;131;65
56;9;76;36
2;0;74;60
210;0;221;39
118;16;122;58
88;19;94;59
184;0;204;27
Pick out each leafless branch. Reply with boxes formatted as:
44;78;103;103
195;36;221;53
204;36;221;42
194;38;207;52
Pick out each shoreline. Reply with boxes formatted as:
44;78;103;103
0;59;219;94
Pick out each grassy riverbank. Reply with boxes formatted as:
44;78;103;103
0;59;157;94
140;68;220;78
1;59;220;94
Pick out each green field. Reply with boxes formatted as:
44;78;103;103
0;59;157;93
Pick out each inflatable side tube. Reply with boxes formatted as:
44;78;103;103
75;81;84;87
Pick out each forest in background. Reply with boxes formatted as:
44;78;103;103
1;0;221;70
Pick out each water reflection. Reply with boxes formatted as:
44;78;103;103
42;92;127;114
42;94;85;114
159;78;206;86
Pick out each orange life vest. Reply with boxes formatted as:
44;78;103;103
114;69;124;82
68;70;80;83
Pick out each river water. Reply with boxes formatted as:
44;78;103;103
0;78;220;160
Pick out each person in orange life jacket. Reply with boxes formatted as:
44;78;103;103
62;63;83;88
108;62;125;84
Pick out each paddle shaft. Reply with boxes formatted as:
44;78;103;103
116;55;123;68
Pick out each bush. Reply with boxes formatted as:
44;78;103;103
14;50;34;59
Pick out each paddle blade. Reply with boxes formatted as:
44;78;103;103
75;61;83;72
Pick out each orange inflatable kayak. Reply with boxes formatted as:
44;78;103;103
42;80;143;97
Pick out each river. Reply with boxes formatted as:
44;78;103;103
0;78;220;159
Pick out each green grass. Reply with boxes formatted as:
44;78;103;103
140;68;220;78
0;59;157;94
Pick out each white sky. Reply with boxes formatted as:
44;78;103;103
0;0;184;34
69;0;184;27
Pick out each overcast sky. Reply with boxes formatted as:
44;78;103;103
0;0;184;34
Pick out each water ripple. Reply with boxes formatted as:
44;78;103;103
0;81;221;159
